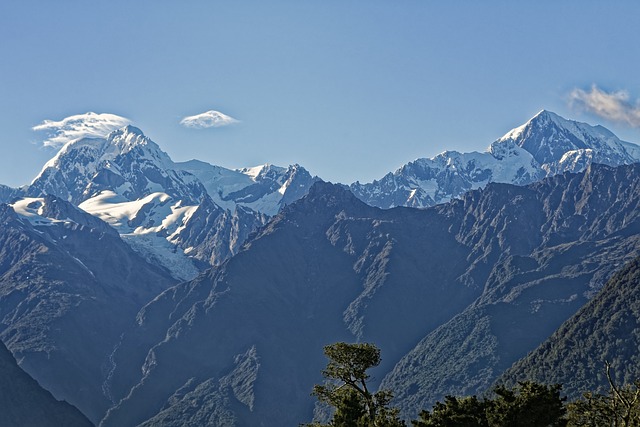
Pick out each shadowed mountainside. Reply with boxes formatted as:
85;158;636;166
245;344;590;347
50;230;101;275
101;163;640;425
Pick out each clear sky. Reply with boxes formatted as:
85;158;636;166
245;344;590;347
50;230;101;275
1;1;640;187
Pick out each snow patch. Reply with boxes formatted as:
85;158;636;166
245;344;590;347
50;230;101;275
78;190;200;281
121;233;199;282
10;198;55;226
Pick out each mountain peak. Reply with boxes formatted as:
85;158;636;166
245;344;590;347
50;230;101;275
113;125;145;137
531;109;557;119
528;109;571;128
495;110;637;166
238;164;286;181
497;110;562;142
281;181;361;216
106;125;154;153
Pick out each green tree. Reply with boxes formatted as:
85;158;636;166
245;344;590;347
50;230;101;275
309;342;405;427
413;382;567;427
412;395;489;427
487;382;567;427
567;392;619;427
567;362;640;427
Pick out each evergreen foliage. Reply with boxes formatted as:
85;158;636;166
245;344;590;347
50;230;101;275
309;342;405;426
412;395;488;427
412;382;567;427
488;382;567;426
567;362;640;427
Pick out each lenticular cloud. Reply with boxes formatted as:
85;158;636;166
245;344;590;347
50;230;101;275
569;85;640;128
180;110;239;129
33;112;132;148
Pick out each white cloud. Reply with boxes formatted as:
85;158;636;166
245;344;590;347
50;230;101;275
569;85;640;127
180;110;239;129
33;112;132;148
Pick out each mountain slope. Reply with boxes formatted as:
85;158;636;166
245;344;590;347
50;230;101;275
497;255;640;399
380;163;640;419
100;182;479;427
100;163;640;426
0;184;24;203
350;111;640;208
0;339;93;427
0;195;177;422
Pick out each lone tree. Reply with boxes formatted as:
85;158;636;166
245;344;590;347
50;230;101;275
309;342;405;427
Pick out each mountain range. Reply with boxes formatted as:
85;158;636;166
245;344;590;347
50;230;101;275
350;110;640;208
98;163;640;425
0;110;639;425
0;110;635;283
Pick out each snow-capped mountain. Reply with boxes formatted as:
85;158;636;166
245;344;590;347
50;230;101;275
13;110;640;278
500;110;636;167
350;110;640;208
176;160;319;216
100;164;640;426
23;125;319;280
29;125;206;205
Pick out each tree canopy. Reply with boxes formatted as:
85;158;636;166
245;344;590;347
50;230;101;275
309;342;405;427
413;382;567;427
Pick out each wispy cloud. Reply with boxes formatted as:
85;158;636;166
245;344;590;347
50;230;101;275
33;112;132;148
569;85;640;127
180;110;239;129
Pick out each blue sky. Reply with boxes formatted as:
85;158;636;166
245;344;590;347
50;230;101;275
1;1;639;187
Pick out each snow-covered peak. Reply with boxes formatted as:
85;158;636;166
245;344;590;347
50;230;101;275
24;124;319;281
238;164;287;181
29;125;206;205
32;112;132;148
105;125;174;170
178;160;318;216
351;110;640;209
107;125;147;149
495;110;636;166
35;125;171;183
